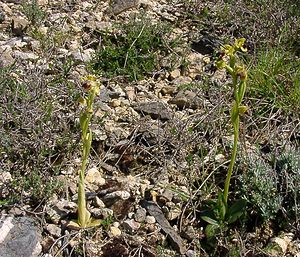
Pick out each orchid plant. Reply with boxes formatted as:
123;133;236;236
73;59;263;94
217;38;248;204
69;75;102;229
201;38;248;236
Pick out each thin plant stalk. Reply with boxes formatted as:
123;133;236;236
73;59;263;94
224;84;240;204
216;38;248;205
201;39;248;234
69;75;101;229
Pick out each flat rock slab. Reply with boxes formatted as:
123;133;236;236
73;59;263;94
133;102;173;120
0;215;42;257
168;90;203;110
141;200;186;255
111;0;139;15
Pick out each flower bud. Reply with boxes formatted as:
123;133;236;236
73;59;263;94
82;80;92;91
238;70;247;81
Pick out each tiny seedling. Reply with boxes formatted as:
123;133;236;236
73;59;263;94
69;75;101;228
201;38;248;236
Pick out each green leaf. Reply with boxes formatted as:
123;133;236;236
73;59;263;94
217;192;227;221
205;224;221;238
238;105;248;115
67;218;102;229
86;218;102;227
238;81;247;102
79;112;88;130
201;215;219;226
227;199;247;224
68;220;81;230
230;103;239;123
216;59;226;69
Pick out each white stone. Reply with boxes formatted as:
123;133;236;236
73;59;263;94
122;219;140;234
145;215;156;224
110;99;121;107
271;237;290;253
112;222;120;228
0;172;12;186
125;86;136;101
13;50;39;60
166;208;181;221
37;0;48;5
94;197;105;208
71;48;95;63
46;224;61;238
0;216;14;243
134;208;147;222
169;69;181;80
110;226;122;237
85;168;105;186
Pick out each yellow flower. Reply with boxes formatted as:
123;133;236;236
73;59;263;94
81;75;100;95
85;74;97;81
93;84;100;96
221;44;235;56
236;65;247;81
216;59;226;69
234;38;247;52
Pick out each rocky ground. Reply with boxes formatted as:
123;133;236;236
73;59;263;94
0;0;300;256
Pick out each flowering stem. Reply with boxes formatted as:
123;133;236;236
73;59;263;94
76;76;100;228
217;39;248;205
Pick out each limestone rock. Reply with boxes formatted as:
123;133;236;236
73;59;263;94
0;171;12;186
145;215;156;224
122;219;140;234
0;215;42;257
0;46;14;67
13;50;39;61
133;101;173;120
169;69;181;80
46;224;61;238
103;190;131;206
71;48;95;63
109;226;122;237
186;250;197;257
111;0;139;15
166;207;181;221
85;167;106;186
168;90;203;110
45;199;77;224
94;196;106;208
134;207;147;222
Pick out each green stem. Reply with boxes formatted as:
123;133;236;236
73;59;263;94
78;168;86;226
224;107;239;204
78;128;88;226
224;72;239;204
77;90;95;227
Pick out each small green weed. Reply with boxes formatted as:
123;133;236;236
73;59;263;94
89;13;179;81
156;245;177;257
177;82;200;91
21;0;46;26
10;170;63;204
101;215;114;230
